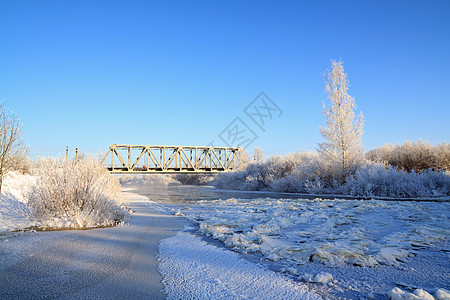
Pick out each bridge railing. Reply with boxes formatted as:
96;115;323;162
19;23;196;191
101;144;242;174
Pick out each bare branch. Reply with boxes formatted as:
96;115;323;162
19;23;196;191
0;100;28;194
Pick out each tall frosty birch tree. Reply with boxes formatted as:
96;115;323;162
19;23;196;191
318;60;364;182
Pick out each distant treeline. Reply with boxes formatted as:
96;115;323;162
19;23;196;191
178;140;450;198
366;140;450;172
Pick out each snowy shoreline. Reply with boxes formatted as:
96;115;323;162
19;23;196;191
159;227;320;299
0;189;183;299
202;186;450;202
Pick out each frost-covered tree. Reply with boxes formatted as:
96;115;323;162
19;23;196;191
318;60;364;181
253;147;265;164
0;101;27;195
236;149;251;171
435;143;450;172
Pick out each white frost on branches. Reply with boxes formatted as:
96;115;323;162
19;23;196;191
0;101;27;195
318;60;364;180
26;157;128;228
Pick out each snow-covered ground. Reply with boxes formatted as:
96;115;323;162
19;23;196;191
0;190;184;299
2;174;449;299
145;185;450;299
0;172;36;232
159;226;319;299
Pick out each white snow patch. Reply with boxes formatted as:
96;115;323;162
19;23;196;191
302;272;334;283
0;172;36;232
158;230;319;299
313;272;334;283
435;289;450;300
388;287;450;300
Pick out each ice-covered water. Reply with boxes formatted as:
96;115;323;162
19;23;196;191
161;196;449;268
141;184;450;299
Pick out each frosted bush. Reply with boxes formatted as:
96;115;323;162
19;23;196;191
175;174;214;185
270;175;307;193
212;149;449;198
213;171;248;190
213;151;322;192
304;176;337;194
26;157;129;228
342;163;450;197
367;140;450;172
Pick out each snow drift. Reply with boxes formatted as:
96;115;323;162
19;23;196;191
0;172;35;232
159;229;319;299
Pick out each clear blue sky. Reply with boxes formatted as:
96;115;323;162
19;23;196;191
1;0;449;159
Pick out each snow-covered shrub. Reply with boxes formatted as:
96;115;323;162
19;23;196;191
267;152;350;194
242;162;270;190
213;151;343;194
213;170;248;190
235;150;251;171
213;162;277;191
26;157;129;228
175;174;215;185
213;148;450;198
270;174;306;193
269;154;319;193
265;152;314;185
367;140;450;172
341;163;450;197
8;153;32;175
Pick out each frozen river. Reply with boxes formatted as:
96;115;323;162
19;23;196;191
129;183;450;299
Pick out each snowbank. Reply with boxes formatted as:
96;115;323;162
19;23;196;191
158;229;319;299
0;172;35;232
388;287;450;300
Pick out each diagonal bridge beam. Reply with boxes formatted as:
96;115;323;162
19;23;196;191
101;144;242;174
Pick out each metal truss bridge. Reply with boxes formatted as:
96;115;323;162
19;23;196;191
101;144;242;174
